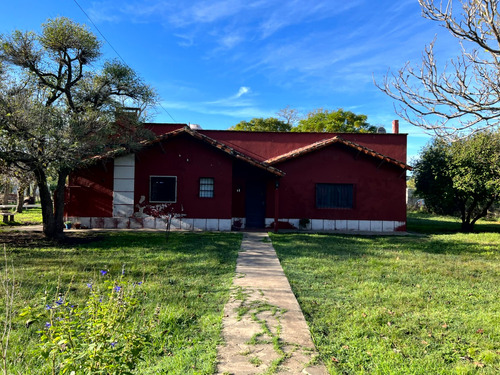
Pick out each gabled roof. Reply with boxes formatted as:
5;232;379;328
141;126;286;176
264;136;412;170
90;126;411;174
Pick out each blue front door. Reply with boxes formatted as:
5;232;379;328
245;180;266;228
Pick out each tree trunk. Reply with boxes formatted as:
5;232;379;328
33;168;58;239
2;182;10;205
16;181;28;213
53;169;69;236
460;221;474;232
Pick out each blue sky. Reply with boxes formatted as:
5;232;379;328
1;0;460;162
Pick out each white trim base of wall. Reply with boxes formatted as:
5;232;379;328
264;218;406;232
68;217;406;232
68;217;232;231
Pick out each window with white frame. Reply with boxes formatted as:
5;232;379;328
199;177;214;198
316;183;353;208
150;176;177;203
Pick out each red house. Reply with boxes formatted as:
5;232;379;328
65;121;411;232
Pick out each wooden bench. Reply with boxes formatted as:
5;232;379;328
1;212;15;223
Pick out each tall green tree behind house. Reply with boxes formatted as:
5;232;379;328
229;117;291;132
0;17;157;238
293;108;376;133
230;108;376;133
414;130;500;231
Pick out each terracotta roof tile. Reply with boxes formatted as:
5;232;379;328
265;136;412;170
93;126;285;176
90;128;410;174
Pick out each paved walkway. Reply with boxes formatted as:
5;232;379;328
217;232;328;375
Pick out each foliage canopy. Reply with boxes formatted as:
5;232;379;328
293;108;376;133
230;108;377;133
0;17;157;238
229;117;291;132
414;130;500;231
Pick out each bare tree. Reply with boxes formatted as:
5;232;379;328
276;106;300;127
378;0;500;139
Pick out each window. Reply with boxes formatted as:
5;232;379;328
316;183;353;209
150;176;177;203
199;177;214;198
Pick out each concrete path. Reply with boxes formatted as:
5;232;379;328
217;232;328;375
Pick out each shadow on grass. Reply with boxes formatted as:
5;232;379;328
407;212;500;234
271;231;500;259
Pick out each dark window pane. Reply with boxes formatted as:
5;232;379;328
199;177;214;198
316;183;353;208
150;176;177;202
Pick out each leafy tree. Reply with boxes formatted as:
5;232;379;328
414;130;500;231
0;17;157;238
230;108;375;133
229;117;291;132
379;0;500;139
293;108;376;133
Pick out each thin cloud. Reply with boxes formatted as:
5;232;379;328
206;86;253;106
235;87;250;98
258;0;362;39
160;86;265;119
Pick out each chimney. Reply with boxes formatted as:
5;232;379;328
392;120;399;134
115;107;140;123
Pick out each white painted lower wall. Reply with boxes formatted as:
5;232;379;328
113;154;135;217
68;216;233;231
264;218;406;232
67;216;405;232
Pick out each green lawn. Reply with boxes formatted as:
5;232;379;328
0;208;43;226
270;216;500;374
407;211;500;234
0;231;241;374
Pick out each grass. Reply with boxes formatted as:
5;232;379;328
0;231;241;374
407;211;500;234
0;208;43;226
270;215;500;374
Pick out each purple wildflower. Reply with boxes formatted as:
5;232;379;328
86;283;93;289
45;305;52;310
55;298;64;306
114;286;122;292
110;341;117;347
100;270;107;276
45;322;51;328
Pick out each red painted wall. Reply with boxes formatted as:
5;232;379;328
265;143;406;221
66;126;408;226
143;124;408;164
201;130;408;163
66;160;114;217
134;134;234;218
